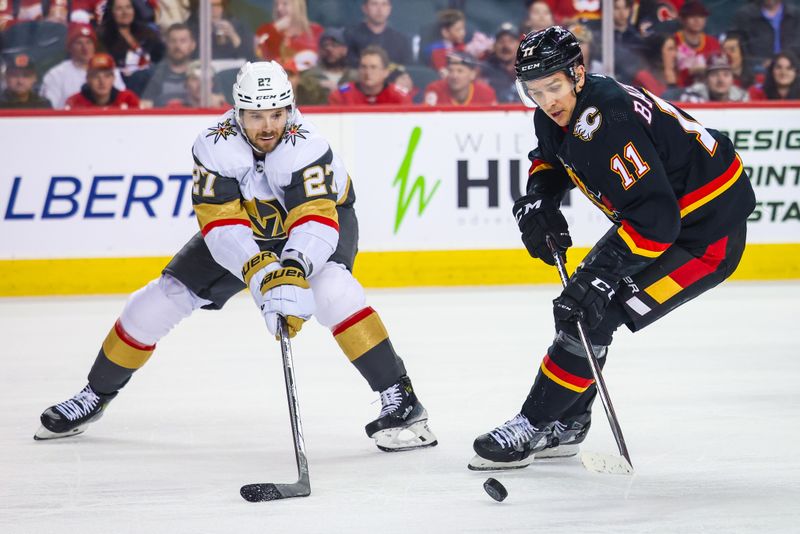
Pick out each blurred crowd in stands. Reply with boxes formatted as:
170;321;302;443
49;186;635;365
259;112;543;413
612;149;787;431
0;0;798;110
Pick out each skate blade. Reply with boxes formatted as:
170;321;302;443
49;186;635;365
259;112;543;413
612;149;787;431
580;451;634;475
467;454;536;471
372;420;438;452
534;444;579;459
33;424;88;441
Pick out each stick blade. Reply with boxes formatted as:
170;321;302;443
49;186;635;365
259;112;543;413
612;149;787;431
580;451;634;475
240;482;311;502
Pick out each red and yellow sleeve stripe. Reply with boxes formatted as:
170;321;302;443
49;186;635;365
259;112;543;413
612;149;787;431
284;198;339;235
616;220;672;258
540;354;594;393
678;155;744;218
529;158;555;176
193;200;251;236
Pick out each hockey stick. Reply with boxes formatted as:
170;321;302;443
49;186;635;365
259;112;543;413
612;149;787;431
546;236;634;475
240;315;311;502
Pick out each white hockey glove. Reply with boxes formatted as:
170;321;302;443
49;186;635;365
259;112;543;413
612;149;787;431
242;252;315;338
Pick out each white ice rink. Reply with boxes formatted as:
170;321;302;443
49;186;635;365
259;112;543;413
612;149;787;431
1;282;799;533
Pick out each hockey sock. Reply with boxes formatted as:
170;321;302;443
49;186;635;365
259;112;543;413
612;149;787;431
521;332;607;424
332;307;406;392
88;319;155;394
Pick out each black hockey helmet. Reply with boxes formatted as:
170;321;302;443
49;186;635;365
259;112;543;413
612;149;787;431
515;26;583;82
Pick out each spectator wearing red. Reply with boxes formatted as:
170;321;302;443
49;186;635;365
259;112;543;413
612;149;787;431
98;0;164;93
425;9;467;72
632;33;681;99
423;51;496;107
255;0;323;66
0;53;52;108
329;45;411;105
344;0;413;68
65;53;141;109
749;51;800;100
0;0;105;29
730;0;800;69
673;0;720;87
40;23;127;109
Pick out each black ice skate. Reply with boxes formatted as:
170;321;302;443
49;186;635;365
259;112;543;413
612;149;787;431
365;376;437;452
535;412;591;459
468;414;554;471
34;384;117;440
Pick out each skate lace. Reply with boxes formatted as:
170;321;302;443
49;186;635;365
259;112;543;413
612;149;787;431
553;420;567;436
377;384;403;418
55;386;100;421
489;414;539;449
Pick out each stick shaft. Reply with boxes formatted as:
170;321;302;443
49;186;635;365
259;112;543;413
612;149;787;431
547;238;633;468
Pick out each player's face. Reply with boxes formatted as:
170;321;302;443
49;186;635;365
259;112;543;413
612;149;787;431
241;107;289;154
518;68;584;127
87;69;115;99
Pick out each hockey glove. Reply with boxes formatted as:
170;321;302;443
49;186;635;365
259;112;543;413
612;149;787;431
513;194;571;266
243;251;314;339
553;271;618;330
259;262;315;339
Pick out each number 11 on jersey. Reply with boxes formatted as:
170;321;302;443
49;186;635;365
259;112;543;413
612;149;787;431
610;142;650;189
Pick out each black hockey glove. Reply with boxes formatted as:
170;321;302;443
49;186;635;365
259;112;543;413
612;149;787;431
553;271;618;330
513;194;571;266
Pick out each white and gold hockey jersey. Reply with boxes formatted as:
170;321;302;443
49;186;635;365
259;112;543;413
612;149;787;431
189;109;354;281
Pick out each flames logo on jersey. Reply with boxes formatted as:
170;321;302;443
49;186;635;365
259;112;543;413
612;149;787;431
559;159;621;221
206;118;238;143
574;106;602;142
283;123;309;146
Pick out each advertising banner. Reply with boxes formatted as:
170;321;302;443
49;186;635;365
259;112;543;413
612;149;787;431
1;105;798;293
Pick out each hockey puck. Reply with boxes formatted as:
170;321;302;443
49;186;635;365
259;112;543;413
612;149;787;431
483;477;508;502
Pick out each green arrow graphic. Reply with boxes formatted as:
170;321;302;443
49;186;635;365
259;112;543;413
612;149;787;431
393;126;441;234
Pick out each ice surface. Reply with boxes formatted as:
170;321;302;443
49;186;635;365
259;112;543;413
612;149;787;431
1;282;798;533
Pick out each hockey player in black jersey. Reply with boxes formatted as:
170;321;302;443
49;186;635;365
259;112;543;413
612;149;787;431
470;26;756;470
35;61;437;453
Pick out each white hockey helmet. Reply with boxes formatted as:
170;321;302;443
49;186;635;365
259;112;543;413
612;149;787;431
232;60;295;119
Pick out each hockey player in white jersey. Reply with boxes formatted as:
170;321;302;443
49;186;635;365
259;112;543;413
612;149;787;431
35;61;437;453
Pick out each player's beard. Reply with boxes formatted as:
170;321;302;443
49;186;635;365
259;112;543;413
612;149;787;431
248;126;285;154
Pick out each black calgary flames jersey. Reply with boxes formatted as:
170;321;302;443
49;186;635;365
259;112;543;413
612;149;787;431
528;74;755;262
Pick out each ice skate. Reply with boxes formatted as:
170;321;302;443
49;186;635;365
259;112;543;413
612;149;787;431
468;414;554;471
34;384;117;440
365;376;437;452
535;412;591;459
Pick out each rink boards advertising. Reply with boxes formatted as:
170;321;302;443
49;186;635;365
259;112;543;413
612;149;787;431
0;104;798;296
